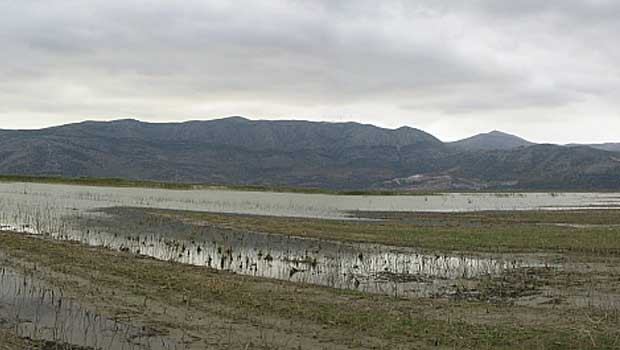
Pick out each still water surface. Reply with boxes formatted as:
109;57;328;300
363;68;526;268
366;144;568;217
1;182;619;219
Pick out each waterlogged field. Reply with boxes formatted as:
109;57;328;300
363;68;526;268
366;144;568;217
0;257;178;350
1;181;620;349
1;182;620;221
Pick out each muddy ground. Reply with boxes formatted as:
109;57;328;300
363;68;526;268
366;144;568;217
1;209;620;349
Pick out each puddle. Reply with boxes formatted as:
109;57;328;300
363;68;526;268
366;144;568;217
0;262;179;349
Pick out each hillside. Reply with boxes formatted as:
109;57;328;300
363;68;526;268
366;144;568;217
0;118;619;190
0;118;446;189
435;145;620;190
585;143;620;153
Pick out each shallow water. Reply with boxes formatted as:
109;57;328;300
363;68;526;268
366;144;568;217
4;206;538;299
1;182;619;220
0;182;603;298
0;262;179;349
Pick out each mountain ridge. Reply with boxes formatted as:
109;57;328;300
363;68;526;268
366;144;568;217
0;117;618;190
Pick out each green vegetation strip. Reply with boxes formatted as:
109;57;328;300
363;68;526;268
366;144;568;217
0;174;197;190
161;209;620;255
1;232;619;349
0;174;440;195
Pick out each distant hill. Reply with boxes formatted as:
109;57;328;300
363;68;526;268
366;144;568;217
433;145;620;190
449;130;534;151
0;118;445;189
47;117;443;151
580;143;620;153
0;117;619;190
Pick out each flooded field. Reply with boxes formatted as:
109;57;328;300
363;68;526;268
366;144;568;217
0;258;179;349
1;182;619;221
0;181;556;299
39;208;541;299
1;182;620;349
0;182;610;298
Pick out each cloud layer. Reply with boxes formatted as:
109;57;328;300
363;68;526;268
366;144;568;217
1;0;619;143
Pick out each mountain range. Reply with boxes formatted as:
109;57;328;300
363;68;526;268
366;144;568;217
1;117;619;190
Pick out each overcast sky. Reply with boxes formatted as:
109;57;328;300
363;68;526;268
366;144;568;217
1;1;619;143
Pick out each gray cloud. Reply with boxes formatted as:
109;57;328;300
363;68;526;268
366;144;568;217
0;0;619;143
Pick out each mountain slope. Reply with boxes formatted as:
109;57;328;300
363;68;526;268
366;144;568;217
1;118;619;190
434;145;620;189
585;143;620;153
0;118;447;188
449;130;534;151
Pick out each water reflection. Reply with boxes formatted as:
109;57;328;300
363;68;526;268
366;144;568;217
0;264;179;349
5;208;530;299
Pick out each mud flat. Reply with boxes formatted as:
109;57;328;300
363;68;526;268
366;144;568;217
2;207;620;349
0;257;178;350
